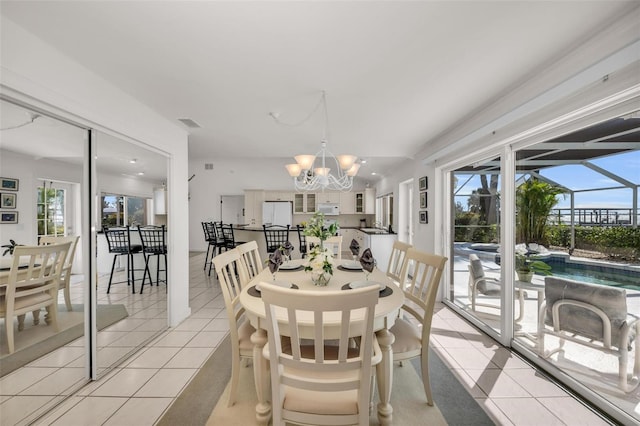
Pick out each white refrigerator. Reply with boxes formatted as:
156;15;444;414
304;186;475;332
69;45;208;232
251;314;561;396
262;201;293;227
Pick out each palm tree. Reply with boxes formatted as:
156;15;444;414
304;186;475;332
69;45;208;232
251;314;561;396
516;178;565;245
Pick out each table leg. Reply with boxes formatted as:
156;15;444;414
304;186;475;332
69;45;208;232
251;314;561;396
251;327;271;426
375;327;395;426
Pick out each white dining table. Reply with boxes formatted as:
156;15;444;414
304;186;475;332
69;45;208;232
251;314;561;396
239;259;404;426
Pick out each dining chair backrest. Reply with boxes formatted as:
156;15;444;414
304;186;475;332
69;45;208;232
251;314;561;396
390;248;447;405
202;221;216;243
104;226;141;253
211;248;255;406
221;224;238;249
296;225;307;258
306;235;343;260
38;235;80;311
261;284;381;426
263;225;291;254
2;242;71;353
237;240;263;282
386;240;412;285
137;225;167;255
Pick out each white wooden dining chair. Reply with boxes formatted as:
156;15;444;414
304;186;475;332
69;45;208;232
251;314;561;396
260;285;381;426
211;248;254;407
390;248;448;406
237;241;263;281
306;235;343;259
386;240;412;286
1;242;71;354
39;235;80;311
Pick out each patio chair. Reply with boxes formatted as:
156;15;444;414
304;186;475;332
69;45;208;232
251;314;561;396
260;284;381;426
538;276;639;393
211;248;254;406
390;248;447;405
38;235;79;311
468;254;525;320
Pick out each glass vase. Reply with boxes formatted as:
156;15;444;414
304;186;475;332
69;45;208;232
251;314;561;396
311;271;331;287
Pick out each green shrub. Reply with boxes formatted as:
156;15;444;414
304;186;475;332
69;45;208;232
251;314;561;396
546;225;640;260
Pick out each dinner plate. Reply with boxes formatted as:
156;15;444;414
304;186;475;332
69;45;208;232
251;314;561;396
348;280;385;291
341;261;363;270
278;263;300;270
255;280;293;291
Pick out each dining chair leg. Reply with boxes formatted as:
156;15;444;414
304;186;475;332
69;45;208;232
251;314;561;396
204;243;212;271
164;253;168;293
140;254;151;294
5;317;15;354
128;253;136;293
107;254;118;294
421;350;434;406
63;279;73;311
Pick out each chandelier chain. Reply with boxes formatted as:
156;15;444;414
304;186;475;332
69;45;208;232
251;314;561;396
269;92;325;128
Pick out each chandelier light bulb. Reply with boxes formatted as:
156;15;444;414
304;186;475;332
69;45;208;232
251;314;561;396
295;154;316;170
285;163;302;177
337;155;357;170
346;163;360;177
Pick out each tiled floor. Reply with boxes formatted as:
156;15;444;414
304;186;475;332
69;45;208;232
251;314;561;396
1;252;614;425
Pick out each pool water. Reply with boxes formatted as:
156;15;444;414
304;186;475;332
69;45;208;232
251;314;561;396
546;263;640;291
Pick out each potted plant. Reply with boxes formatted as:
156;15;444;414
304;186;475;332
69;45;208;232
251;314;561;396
515;243;552;282
303;212;339;286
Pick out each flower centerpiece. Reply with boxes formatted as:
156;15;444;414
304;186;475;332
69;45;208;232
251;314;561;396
515;243;552;282
303;212;339;286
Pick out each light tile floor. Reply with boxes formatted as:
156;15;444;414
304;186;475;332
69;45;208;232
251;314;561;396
1;252;615;425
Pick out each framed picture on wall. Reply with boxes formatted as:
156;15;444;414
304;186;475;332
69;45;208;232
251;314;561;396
0;178;19;191
419;211;428;224
418;176;428;191
419;191;427;209
0;211;18;224
1;193;16;209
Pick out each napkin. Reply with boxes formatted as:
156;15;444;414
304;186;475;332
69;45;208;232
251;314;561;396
268;250;283;274
359;248;376;273
280;241;294;257
349;239;360;257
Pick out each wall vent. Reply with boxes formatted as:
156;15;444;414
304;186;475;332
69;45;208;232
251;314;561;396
204;163;214;170
177;118;202;129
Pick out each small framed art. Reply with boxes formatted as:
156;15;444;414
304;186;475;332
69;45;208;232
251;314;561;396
419;191;427;209
1;193;16;209
0;178;19;191
419;211;428;224
0;211;18;224
418;176;428;191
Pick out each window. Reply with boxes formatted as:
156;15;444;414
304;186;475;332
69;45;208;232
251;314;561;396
376;193;393;229
101;193;147;229
37;185;65;237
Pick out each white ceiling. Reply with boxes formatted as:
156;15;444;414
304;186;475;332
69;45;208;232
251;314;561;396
1;1;634;180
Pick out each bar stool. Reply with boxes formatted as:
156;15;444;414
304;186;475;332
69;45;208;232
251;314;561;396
104;226;145;294
138;225;167;293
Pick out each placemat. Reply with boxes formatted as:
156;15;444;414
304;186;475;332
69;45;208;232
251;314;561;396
337;265;363;272
248;283;299;297
341;283;393;297
277;265;304;272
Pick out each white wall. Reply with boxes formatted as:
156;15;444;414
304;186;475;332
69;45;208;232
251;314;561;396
1;16;191;326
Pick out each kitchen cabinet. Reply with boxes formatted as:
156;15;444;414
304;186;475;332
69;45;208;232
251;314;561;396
355;188;376;214
293;192;317;214
316;192;340;204
265;191;293;202
153;187;166;215
244;190;265;225
339;192;356;214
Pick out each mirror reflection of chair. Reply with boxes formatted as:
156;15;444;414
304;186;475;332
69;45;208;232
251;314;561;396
296;225;307;259
391;248;448;405
467;254;525;320
211;249;254;407
386;241;411;286
306;235;343;260
237;241;263;281
263;225;290;255
1;242;71;354
221;224;245;252
104;226;145;294
137;225;167;294
538;276;640;393
38;235;80;311
261;284;381;426
201;221;221;276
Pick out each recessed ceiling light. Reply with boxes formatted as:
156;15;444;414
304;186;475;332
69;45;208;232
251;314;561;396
361;160;367;164
371;172;377;176
137;172;145;176
130;159;137;164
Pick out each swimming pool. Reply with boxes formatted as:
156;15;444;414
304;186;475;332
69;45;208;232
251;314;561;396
545;262;640;291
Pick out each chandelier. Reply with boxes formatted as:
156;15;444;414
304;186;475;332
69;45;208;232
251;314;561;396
274;91;360;192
